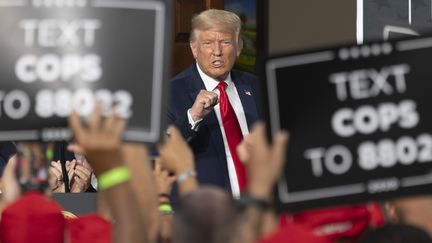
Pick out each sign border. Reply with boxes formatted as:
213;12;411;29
0;0;167;143
266;36;432;204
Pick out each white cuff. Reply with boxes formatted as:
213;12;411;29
177;171;197;184
187;109;203;131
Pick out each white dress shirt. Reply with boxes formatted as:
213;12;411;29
187;63;249;198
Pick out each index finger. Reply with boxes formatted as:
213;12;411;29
68;110;86;144
89;102;102;132
236;140;250;164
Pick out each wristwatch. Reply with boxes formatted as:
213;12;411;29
236;192;271;211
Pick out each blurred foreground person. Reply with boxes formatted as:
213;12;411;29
358;223;432;243
385;195;432;237
0;106;151;243
173;186;235;243
158;122;289;243
69;105;151;242
0;154;112;243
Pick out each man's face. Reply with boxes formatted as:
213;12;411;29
190;27;240;81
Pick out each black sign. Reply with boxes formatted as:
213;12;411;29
0;0;172;143
265;36;432;211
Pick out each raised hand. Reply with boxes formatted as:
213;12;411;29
158;126;195;175
237;122;289;199
68;105;125;176
153;159;176;195
158;126;198;196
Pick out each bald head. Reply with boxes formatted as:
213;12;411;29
173;186;236;243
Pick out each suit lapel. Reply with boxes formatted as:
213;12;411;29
232;72;259;128
188;64;206;101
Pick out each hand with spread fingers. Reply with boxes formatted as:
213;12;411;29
68;104;148;243
68;105;125;176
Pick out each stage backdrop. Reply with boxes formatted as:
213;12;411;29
359;0;432;43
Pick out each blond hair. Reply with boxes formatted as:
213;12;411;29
190;9;242;46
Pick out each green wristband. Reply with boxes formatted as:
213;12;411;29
46;148;54;161
98;166;131;190
159;204;174;214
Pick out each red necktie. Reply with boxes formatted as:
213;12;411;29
216;82;247;191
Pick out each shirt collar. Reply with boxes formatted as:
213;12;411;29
196;63;232;91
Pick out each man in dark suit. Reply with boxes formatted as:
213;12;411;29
168;9;261;197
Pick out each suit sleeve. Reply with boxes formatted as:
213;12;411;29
167;109;198;142
167;69;204;143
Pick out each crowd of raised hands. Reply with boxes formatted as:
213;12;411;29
3;106;431;243
0;105;289;243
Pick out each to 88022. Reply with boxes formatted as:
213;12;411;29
35;88;133;119
358;134;432;170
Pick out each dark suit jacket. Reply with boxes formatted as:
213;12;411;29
168;64;261;191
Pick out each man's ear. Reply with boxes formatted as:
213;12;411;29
236;36;243;57
190;41;198;59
